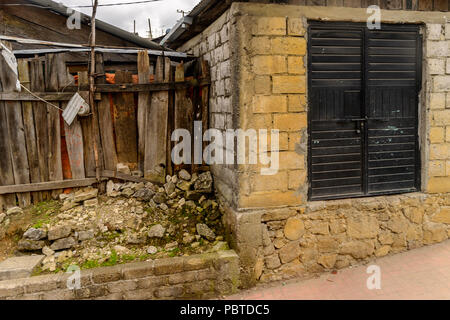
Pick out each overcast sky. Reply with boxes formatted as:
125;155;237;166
58;0;201;38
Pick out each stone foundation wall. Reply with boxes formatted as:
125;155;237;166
0;250;239;300
257;193;450;282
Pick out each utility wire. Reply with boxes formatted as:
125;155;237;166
0;1;163;8
71;0;163;8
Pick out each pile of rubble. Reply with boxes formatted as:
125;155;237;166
10;170;227;273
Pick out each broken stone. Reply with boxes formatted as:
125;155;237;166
211;241;229;252
61;200;78;212
148;224;166;238
73;188;98;203
50;237;76;251
340;241;374;259
279;241;301;264
133;188;155;201
176;180;192;191
117;163;131;175
153;193;167;204
165;241;178;251
59;194;69;201
113;245;130;255
265;254;281;270
77;229;95;241
126;234;146;245
147;246;158;255
42;256;56;272
159;203;169;211
186;191;202;201
6;207;22;216
106;180;115;196
191;242;200;248
23;228;47;241
48;225;72;241
18;240;46;251
182;234;195;244
122;188;134;198
178;169;191;181
0;255;45;281
284;217;305;241
0;213;5;224
42;246;55;256
84;198;98;207
318;254;337;269
194;171;213;193
164;182;176;195
196;223;216;241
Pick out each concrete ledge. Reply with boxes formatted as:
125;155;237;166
0;250;240;300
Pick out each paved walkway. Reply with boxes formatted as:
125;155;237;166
228;240;450;300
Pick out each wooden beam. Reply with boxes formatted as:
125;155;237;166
65;80;210;93
0;92;101;101
0;178;102;195
100;170;151;184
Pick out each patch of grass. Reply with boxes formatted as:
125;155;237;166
32;200;60;216
101;249;119;267
81;259;100;270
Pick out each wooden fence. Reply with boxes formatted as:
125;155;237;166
0;47;210;210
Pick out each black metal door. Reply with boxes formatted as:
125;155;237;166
308;22;421;201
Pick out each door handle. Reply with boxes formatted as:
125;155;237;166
350;118;366;134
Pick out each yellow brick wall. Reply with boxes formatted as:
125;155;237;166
426;24;450;193
238;15;308;209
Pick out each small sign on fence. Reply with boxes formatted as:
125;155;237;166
63;92;90;126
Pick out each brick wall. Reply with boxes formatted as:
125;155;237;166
0;251;239;300
426;23;450;192
239;14;308;209
178;3;450;287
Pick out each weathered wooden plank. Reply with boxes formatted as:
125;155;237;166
77;71;96;178
0;178;102;195
30;58;51;201
100;170;150;184
95;53;117;172
45;54;64;198
0;92;97;101
65;81;208;93
361;0;379;5
18;59;42;203
0;102;16;210
343;0;362;7
144;56;170;183
174;62;193;172
64;119;85;179
434;0;448;10
166;64;176;177
418;0;433;10
138;50;151;173
0;51;31;207
113;70;138;169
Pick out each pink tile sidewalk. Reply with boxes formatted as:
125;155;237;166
228;240;450;300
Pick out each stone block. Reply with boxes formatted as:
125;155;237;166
273;75;306;94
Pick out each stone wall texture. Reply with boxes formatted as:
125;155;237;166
179;3;450;287
178;9;240;208
0;250;239;300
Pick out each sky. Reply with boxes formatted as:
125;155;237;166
58;0;201;38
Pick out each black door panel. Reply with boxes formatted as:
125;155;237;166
308;22;421;201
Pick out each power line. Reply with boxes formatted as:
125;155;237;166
0;1;163;9
72;0;163;8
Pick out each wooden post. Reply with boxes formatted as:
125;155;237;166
90;0;102;181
